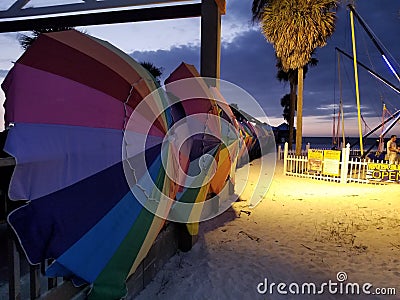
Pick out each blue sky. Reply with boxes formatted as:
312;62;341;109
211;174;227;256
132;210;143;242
0;0;399;136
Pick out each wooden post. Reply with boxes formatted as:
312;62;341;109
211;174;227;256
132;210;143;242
283;142;288;175
175;0;225;252
340;143;350;183
200;0;225;87
8;227;21;300
277;144;281;160
46;259;58;290
30;264;41;299
177;223;198;252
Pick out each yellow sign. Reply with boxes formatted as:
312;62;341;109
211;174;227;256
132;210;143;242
367;163;400;171
308;149;323;172
323;150;341;176
367;163;400;182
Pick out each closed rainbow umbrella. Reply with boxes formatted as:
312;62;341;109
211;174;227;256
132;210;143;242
3;30;178;299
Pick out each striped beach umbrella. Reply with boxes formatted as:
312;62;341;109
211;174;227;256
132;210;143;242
164;63;240;232
2;30;178;299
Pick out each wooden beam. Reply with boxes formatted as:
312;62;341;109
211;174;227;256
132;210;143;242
6;0;30;15
8;228;21;300
30;264;41;299
0;0;194;19
39;281;89;300
200;0;221;86
215;0;226;14
0;4;202;33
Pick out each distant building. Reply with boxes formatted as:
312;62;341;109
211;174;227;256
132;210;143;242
272;123;296;144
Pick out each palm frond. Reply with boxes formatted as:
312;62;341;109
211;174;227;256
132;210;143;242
18;27;77;50
252;0;274;22
140;61;164;81
261;0;338;70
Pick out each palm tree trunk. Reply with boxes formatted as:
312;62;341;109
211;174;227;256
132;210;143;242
288;82;296;150
296;67;304;156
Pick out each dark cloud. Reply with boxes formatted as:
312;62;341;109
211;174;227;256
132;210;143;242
129;30;284;119
130;45;200;80
223;0;254;28
130;0;400;132
304;1;400;121
219;30;284;117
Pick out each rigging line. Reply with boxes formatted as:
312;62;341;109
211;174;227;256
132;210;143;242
386;98;398;115
338;53;345;145
347;4;400;83
349;110;400;149
379;97;397;119
358;20;376;71
335;53;342;144
341;53;357;124
381;111;400;138
358;13;400;71
381;104;387;138
379;40;400;71
344;7;350;55
333;48;337;147
368;34;394;107
337;51;357;139
335;48;400;95
358;21;386;107
360;114;372;133
337;49;359;123
356;22;384;128
332;112;336;147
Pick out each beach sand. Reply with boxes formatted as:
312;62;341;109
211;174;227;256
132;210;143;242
135;159;400;299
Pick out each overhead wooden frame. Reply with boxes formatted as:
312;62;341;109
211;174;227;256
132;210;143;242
0;0;226;81
0;0;198;18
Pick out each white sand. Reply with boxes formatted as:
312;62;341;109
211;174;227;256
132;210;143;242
135;159;400;299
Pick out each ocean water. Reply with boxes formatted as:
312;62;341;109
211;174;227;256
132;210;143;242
303;136;380;150
278;136;382;151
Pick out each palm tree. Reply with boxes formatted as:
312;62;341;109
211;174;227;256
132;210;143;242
139;61;164;84
251;0;273;22
280;93;292;123
276;60;297;149
276;56;318;149
18;27;75;50
260;0;337;155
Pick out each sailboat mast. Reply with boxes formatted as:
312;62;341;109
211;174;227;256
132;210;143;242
337;52;345;147
349;8;364;155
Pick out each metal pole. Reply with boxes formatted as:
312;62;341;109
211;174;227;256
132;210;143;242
337;52;346;145
350;10;364;156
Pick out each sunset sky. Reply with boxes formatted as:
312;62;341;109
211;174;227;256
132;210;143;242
0;0;399;136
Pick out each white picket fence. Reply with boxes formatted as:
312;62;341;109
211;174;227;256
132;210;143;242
280;142;387;184
277;144;364;161
277;144;308;160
